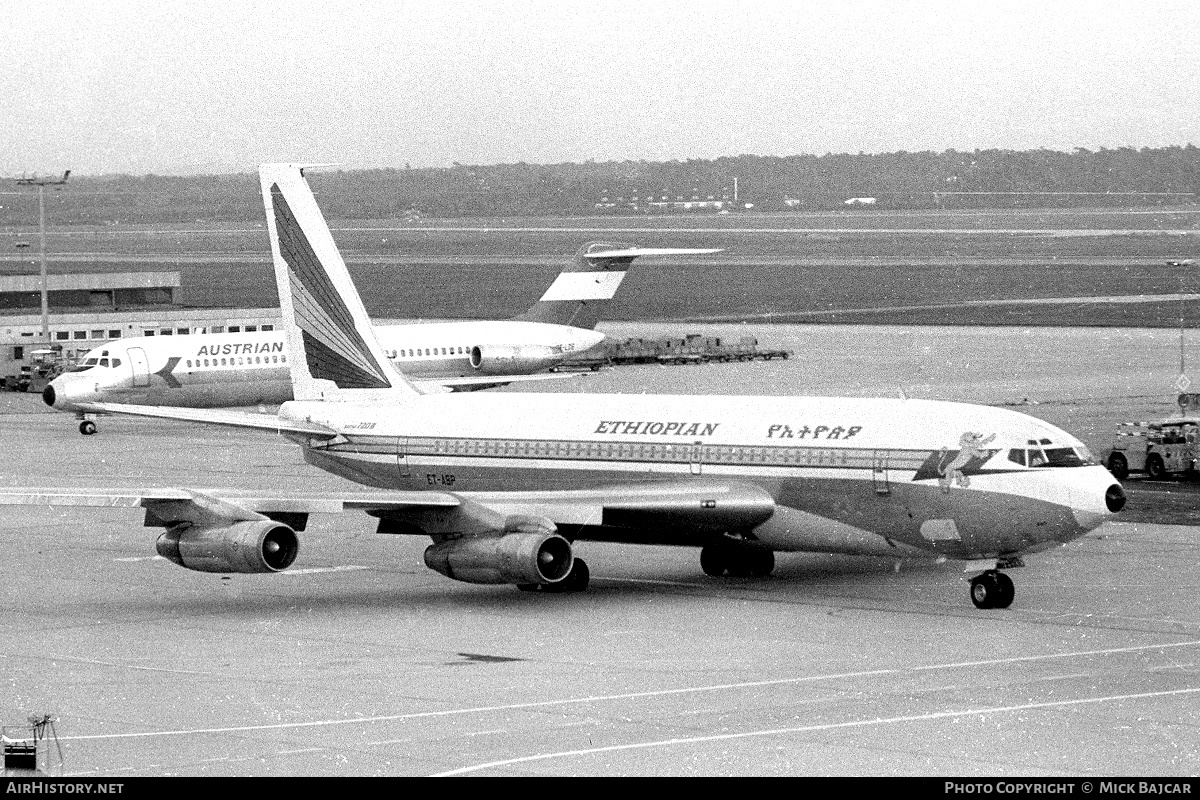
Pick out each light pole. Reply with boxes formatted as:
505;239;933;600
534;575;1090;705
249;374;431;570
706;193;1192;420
14;170;70;347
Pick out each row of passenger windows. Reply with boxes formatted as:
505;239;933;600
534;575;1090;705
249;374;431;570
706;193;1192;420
387;346;468;358
143;324;274;337
350;438;1095;469
185;355;287;368
352;437;931;469
37;323;277;342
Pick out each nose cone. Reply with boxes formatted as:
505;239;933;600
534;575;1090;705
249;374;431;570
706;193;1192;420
1105;483;1127;513
1068;466;1127;532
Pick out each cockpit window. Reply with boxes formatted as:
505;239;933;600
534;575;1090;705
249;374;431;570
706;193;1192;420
1007;448;1026;466
68;357;100;373
1020;446;1095;468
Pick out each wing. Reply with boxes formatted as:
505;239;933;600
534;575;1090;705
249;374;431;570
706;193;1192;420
0;486;459;514
0;480;773;583
413;372;585;393
374;480;777;545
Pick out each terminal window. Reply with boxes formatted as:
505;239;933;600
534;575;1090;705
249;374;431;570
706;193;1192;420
90;330;104;339
228;326;240;333
176;328;188;335
211;326;224;333
261;324;273;331
55;331;69;341
73;331;86;340
245;325;257;332
108;330;120;338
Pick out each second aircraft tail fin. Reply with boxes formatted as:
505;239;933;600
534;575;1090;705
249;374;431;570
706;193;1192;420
259;163;422;402
516;242;722;329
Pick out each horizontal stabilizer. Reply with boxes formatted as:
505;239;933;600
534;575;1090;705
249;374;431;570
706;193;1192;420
79;402;339;438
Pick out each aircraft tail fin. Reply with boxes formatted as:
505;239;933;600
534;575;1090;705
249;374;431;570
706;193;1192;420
259;163;422;401
516;242;722;329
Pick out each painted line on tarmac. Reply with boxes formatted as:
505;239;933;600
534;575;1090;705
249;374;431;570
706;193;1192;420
432;686;1200;776
598;576;706;588
280;565;371;576
50;639;1200;743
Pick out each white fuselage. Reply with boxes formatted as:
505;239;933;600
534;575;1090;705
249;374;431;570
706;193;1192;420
278;391;1121;562
46;322;603;411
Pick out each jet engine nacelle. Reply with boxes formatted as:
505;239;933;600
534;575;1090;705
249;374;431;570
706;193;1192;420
423;531;573;585
469;344;560;375
155;520;300;573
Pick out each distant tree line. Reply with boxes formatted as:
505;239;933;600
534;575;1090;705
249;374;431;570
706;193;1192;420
4;145;1198;225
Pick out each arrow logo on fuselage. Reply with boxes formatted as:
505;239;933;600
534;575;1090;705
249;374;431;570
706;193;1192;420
155;357;182;389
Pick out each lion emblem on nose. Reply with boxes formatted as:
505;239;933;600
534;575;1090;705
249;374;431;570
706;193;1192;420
938;432;996;492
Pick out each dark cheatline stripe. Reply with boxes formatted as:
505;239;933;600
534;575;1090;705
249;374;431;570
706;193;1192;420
271;184;390;389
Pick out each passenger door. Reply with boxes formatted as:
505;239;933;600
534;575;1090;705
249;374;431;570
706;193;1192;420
127;347;151;388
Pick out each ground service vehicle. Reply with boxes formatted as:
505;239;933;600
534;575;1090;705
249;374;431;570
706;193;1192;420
1104;417;1200;480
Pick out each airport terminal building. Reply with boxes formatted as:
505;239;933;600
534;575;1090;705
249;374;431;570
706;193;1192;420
0;271;279;388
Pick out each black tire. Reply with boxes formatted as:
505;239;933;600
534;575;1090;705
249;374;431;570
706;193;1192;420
1146;454;1167;480
1106;452;1129;481
541;558;590;593
700;545;725;577
970;572;998;609
749;548;775;577
79;420;97;436
993;572;1015;609
563;558;589;592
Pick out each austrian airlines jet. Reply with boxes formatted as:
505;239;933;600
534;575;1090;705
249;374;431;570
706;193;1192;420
43;244;719;433
2;164;1126;610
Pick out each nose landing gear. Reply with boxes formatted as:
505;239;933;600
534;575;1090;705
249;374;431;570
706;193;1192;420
78;420;97;436
969;569;1015;609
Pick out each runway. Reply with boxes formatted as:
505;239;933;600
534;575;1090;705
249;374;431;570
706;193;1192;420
2;342;1199;776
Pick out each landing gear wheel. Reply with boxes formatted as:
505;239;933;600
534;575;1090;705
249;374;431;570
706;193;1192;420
560;558;589;592
79;420;97;436
535;558;590;594
700;544;774;578
1106;452;1129;481
970;570;1014;610
992;571;1015;609
749;548;775;577
700;545;726;576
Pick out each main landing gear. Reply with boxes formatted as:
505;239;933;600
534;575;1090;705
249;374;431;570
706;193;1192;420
79;420;97;436
969;569;1015;609
700;541;775;578
517;558;590;593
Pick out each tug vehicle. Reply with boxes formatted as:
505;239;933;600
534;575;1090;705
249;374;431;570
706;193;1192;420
1104;417;1200;480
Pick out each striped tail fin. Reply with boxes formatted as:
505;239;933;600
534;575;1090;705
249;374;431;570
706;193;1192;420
516;242;722;329
259;163;422;401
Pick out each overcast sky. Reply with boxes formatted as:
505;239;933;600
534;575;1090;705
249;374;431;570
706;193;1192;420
3;0;1199;176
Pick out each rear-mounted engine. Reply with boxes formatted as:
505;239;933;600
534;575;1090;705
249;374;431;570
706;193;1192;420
469;344;558;375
